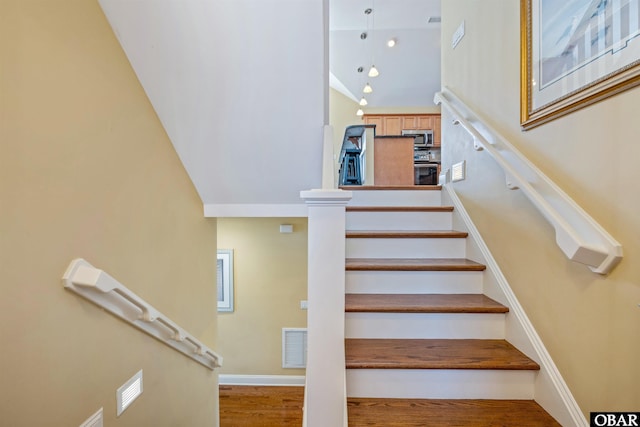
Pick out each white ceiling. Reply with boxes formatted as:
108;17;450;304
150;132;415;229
329;0;442;108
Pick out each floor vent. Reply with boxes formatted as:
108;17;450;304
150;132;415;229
282;328;307;368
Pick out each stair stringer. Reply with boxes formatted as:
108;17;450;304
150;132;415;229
442;183;588;427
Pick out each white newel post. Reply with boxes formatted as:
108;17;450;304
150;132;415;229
300;189;352;427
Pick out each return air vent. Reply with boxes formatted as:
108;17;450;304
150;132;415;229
79;408;103;427
282;328;307;368
116;370;143;416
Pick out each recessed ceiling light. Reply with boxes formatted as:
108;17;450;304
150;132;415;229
387;38;396;48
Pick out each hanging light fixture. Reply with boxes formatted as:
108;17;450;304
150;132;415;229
363;83;373;93
366;4;379;78
356;108;364;116
359;97;368;106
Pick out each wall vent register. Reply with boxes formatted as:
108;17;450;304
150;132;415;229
117;370;143;416
282;328;307;368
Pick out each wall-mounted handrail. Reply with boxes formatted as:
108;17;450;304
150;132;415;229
434;88;623;274
62;258;222;370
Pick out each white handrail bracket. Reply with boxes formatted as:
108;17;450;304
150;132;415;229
435;88;623;275
62;258;222;370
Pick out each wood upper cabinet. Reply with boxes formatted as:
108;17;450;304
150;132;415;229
433;115;441;147
403;115;433;130
363;114;441;141
383;116;403;136
363;115;384;135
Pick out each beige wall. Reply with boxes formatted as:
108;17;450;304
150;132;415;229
442;0;640;417
0;1;218;426
217;218;308;376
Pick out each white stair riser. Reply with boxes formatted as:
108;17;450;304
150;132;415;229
346;271;483;294
345;313;506;339
346;369;536;399
346;238;466;258
349;190;442;207
346;211;452;231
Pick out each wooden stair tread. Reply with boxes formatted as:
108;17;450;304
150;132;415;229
346;230;468;238
347;398;561;426
340;185;441;190
345;294;508;313
346;258;486;271
346;206;454;212
345;339;540;370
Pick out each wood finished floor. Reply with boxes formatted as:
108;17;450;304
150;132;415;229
346;257;487;271
219;385;304;426
345;339;540;370
218;386;561;426
346;230;469;238
345;293;509;313
347;398;562;426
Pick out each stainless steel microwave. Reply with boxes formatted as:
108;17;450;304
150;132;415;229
401;129;434;148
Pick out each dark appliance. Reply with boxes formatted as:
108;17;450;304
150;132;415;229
414;162;438;185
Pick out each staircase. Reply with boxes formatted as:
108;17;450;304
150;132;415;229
341;185;561;426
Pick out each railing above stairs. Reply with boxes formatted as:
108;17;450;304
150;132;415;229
434;88;623;275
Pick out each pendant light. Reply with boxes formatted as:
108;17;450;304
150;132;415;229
368;65;379;77
356;108;364;117
359;97;368;106
363;83;373;93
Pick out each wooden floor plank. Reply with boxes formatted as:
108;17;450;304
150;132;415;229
346;230;469;238
347;398;562;426
346;206;454;212
345;294;509;313
219;385;304;427
346;258;486;271
340;185;442;190
345;339;540;370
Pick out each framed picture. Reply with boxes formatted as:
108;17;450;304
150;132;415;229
217;249;234;312
521;0;640;129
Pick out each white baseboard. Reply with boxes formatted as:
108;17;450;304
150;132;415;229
218;374;305;386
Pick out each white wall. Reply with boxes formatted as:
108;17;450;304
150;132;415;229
441;0;640;417
99;0;327;212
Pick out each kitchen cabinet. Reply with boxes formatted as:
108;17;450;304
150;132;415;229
383;116;403;136
363;114;441;141
363;116;384;135
433;116;441;147
403;115;433;130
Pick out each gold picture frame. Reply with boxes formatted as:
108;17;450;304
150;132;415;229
521;0;640;130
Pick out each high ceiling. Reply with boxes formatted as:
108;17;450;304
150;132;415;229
329;0;442;108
